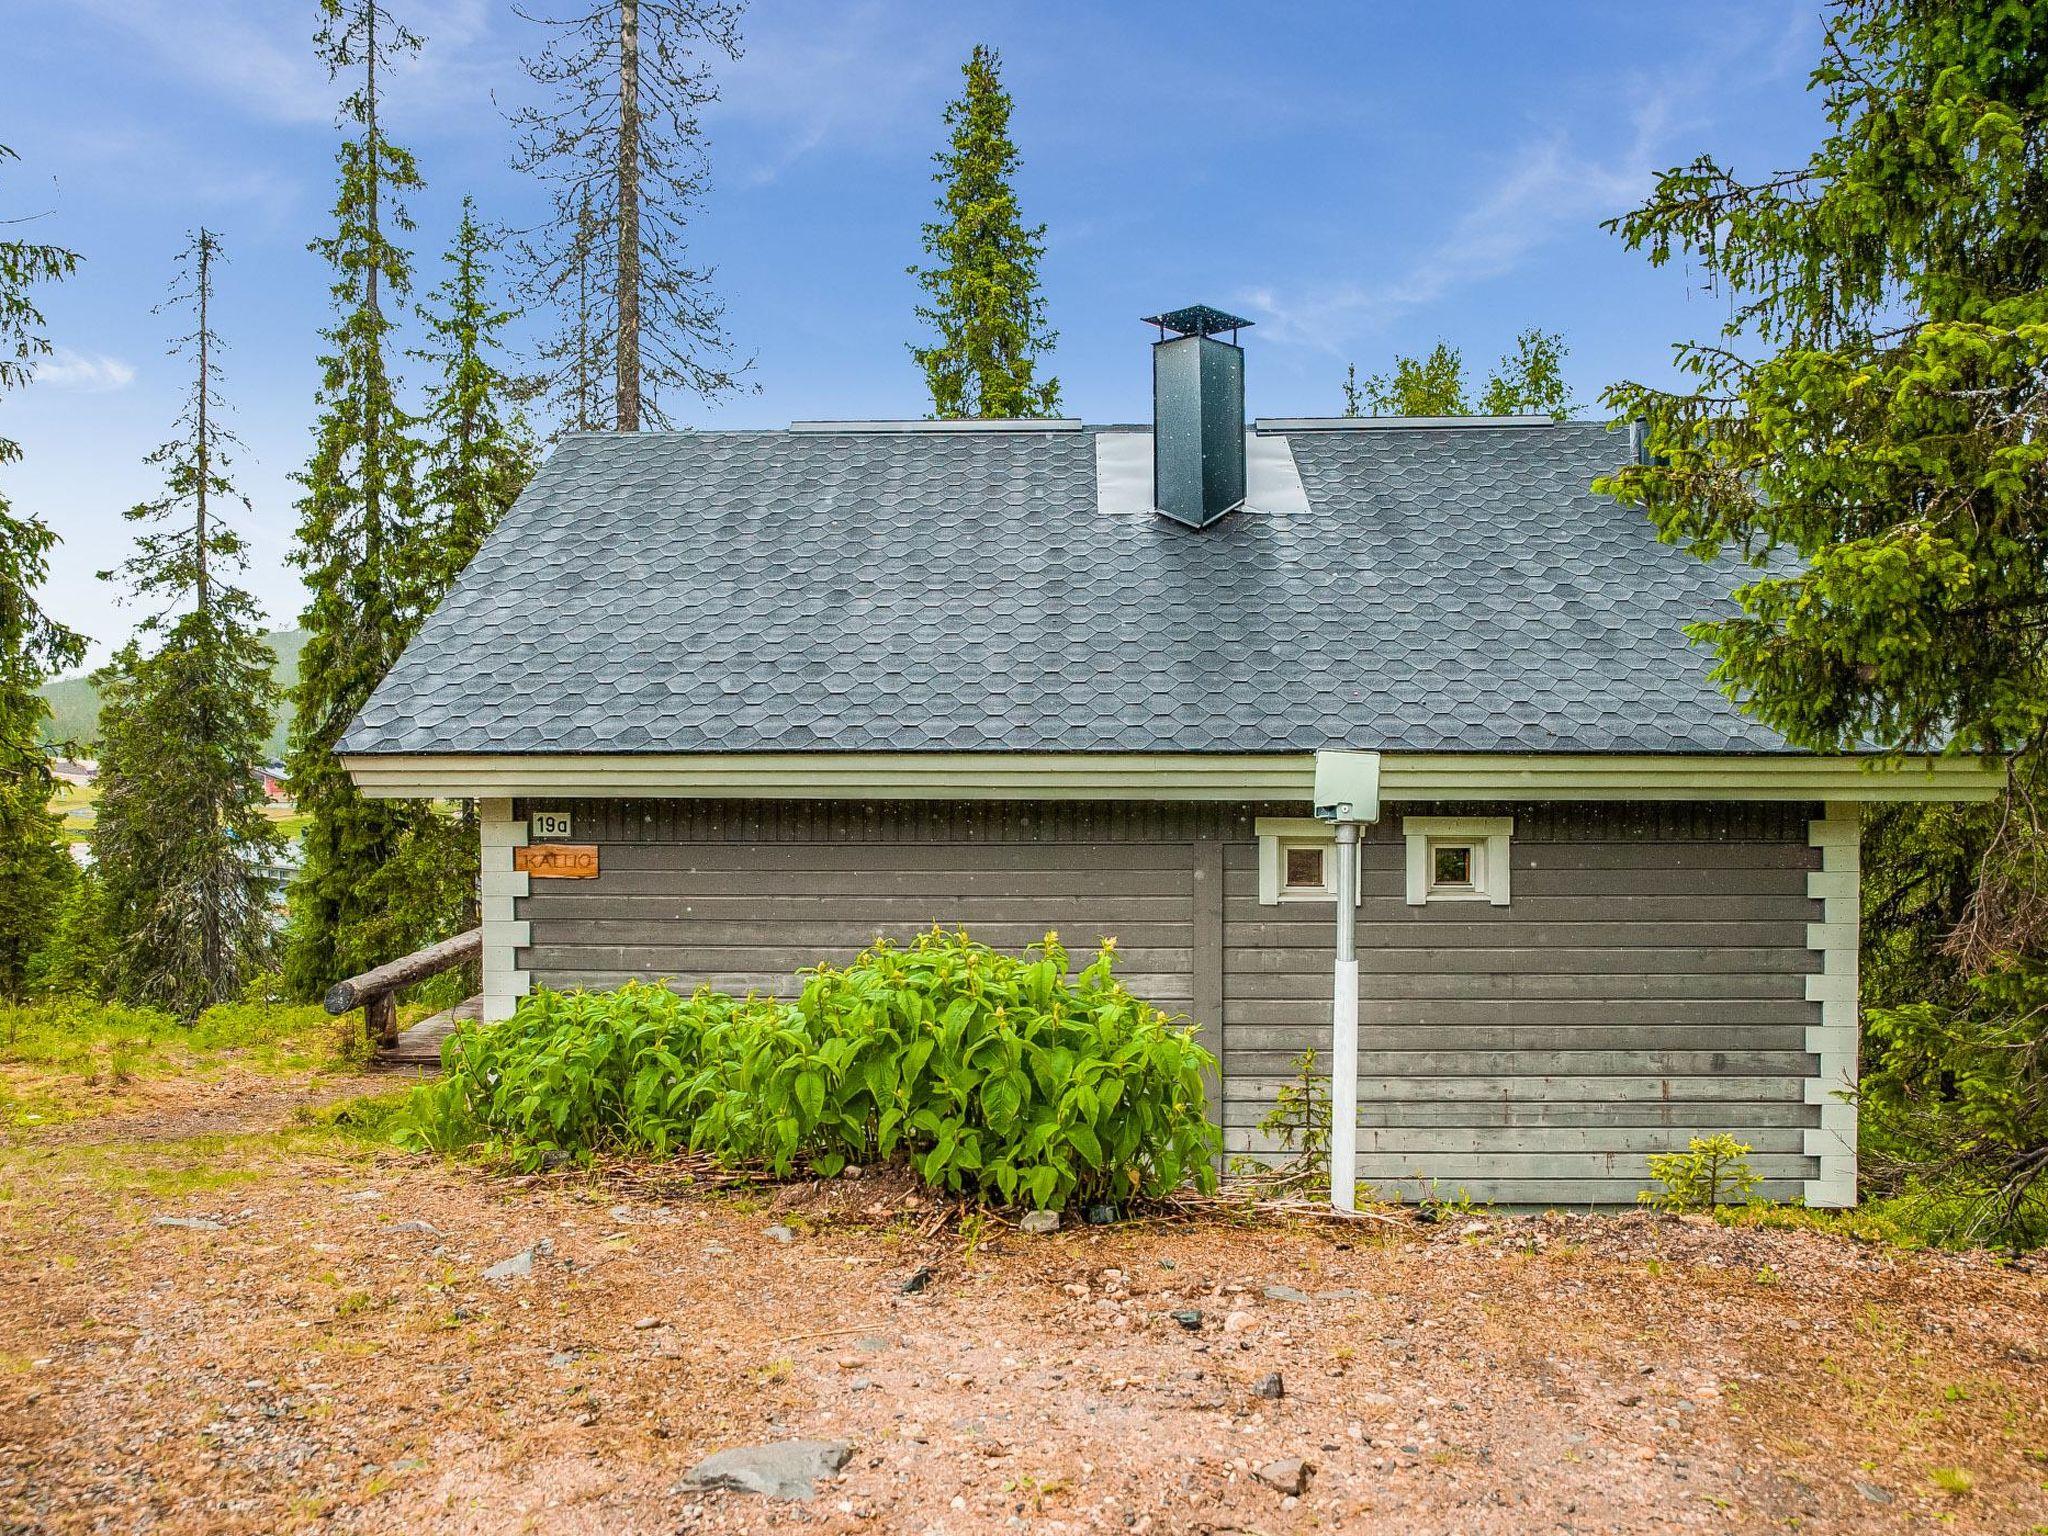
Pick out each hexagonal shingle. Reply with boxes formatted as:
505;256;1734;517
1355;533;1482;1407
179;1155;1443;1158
338;423;1794;758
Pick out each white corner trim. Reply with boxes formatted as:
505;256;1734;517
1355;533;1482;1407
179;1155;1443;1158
1401;816;1513;907
1804;802;1860;1207
479;798;531;1023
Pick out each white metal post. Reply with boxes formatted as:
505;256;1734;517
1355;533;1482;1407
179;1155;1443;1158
1330;821;1360;1211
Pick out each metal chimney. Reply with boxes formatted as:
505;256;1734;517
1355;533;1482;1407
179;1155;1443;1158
1143;305;1252;528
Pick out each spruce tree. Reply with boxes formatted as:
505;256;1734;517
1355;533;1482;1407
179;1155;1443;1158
910;44;1060;419
91;229;282;1017
1601;0;2048;1241
0;144;86;996
414;197;535;598
26;865;111;999
410;197;535;949
284;0;439;998
510;0;746;431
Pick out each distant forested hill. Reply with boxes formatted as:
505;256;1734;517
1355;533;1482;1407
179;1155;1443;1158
40;629;306;758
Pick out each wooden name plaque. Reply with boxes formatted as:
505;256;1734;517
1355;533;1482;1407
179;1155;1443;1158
513;843;600;879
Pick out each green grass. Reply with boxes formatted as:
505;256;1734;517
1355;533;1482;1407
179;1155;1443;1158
1713;1187;2048;1255
1928;1466;1976;1496
0;1099;409;1216
44;777;307;849
0;998;370;1127
0;997;343;1072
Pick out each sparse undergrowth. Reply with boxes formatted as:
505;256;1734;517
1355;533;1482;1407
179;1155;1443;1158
393;928;1221;1210
3;1057;2044;1536
0;996;386;1128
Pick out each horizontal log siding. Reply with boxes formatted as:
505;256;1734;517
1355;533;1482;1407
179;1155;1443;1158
512;798;1826;1206
511;801;1216;1034
1222;801;1825;1205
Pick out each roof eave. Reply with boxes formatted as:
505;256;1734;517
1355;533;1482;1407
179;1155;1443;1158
337;750;2003;805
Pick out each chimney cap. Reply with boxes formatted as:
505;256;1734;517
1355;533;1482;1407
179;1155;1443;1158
1141;304;1254;342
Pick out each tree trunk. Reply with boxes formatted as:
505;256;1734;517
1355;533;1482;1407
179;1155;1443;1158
577;190;594;433
616;0;641;432
194;231;211;620
362;1;384;567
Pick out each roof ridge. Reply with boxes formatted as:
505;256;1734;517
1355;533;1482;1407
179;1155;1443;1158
1254;415;1573;433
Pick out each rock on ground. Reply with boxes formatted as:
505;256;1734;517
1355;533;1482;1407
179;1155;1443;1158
678;1440;853;1500
1256;1457;1315;1496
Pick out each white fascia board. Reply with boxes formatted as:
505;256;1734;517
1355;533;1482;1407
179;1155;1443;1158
340;751;2004;804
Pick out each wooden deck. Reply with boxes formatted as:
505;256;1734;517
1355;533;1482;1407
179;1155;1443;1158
373;995;483;1073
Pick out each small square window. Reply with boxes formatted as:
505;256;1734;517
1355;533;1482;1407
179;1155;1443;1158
1284;844;1326;891
1431;842;1476;890
1403;816;1512;906
1255;820;1359;905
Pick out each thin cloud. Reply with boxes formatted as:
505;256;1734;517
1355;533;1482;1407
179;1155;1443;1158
65;0;511;130
1239;3;1815;353
1240;98;1667;353
36;349;138;392
714;1;960;185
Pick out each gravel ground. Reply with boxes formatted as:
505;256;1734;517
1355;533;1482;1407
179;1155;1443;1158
0;1066;2043;1535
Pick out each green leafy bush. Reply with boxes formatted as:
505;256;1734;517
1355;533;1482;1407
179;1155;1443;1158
1639;1134;1764;1213
396;928;1221;1208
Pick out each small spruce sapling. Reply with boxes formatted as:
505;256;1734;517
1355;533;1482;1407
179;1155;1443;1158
1639;1134;1764;1214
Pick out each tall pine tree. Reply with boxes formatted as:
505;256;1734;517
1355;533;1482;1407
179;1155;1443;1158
92;229;282;1016
910;45;1059;419
285;0;443;998
0;145;86;996
510;0;747;431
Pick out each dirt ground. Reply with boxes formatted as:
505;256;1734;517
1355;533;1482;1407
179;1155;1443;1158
1;1064;2043;1536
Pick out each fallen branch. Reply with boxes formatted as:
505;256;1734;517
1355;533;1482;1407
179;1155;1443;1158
1162;1187;1411;1228
494;1153;1410;1231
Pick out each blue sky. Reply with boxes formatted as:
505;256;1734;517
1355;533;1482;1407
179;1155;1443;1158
7;0;1827;664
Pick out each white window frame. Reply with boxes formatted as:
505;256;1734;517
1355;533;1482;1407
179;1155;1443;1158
1402;816;1513;906
1255;817;1359;905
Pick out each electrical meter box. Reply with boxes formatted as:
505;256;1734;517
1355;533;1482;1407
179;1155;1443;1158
1312;750;1382;823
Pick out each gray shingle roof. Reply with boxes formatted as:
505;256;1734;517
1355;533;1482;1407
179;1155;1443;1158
339;422;1795;757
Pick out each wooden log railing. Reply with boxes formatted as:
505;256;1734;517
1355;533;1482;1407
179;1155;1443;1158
324;927;482;1049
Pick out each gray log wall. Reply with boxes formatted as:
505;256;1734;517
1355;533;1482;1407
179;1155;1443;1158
512;799;1825;1205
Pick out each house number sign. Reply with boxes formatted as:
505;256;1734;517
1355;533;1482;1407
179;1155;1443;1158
530;809;573;839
